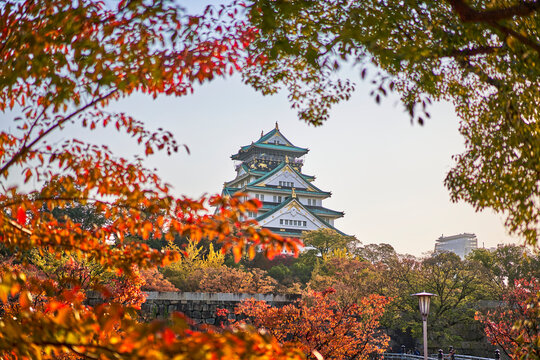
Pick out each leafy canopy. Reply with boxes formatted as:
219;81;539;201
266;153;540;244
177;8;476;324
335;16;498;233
234;289;391;360
244;0;540;246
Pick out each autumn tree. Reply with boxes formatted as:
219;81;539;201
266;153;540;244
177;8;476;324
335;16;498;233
244;0;540;247
234;289;391;360
199;267;278;294
309;252;389;304
140;267;178;292
161;240;226;291
419;252;489;344
29;250;110;293
302;228;359;256
476;279;540;359
245;252;317;289
0;0;302;358
372;252;492;351
356;243;399;266
467;245;540;295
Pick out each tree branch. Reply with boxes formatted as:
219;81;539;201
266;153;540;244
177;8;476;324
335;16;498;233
456;58;503;88
448;0;540;23
491;22;540;53
449;45;503;57
0;89;118;178
447;0;540;54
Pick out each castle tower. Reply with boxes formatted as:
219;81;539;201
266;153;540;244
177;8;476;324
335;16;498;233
221;124;345;238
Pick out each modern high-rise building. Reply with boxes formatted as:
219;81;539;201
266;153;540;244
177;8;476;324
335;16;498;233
220;123;345;238
434;233;478;259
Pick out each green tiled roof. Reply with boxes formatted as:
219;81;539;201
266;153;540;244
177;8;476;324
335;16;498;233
249;161;286;183
232;127;309;159
257;127;297;148
249;161;326;193
260;203;344;218
255;197;294;222
222;187;240;196
310;207;344;217
246;184;330;197
239;143;308;153
258;128;283;143
264;227;305;238
249;169;267;176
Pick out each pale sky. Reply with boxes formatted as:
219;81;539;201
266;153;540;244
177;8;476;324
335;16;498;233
97;73;517;256
1;0;519;256
1;73;517;256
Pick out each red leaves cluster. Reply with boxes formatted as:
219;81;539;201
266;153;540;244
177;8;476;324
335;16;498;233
0;269;303;359
0;0;302;358
475;279;540;359
199;267;278;294
140;268;178;292
234;290;391;360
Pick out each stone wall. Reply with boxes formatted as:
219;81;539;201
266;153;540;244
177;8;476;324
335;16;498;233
88;292;300;325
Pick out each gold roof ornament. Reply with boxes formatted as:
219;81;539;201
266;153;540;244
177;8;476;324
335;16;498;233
275;122;279;130
260;130;263;138
285;155;289;164
291;187;296;198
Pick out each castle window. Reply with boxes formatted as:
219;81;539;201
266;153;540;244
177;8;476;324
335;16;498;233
280;219;283;225
303;221;307;226
307;199;311;205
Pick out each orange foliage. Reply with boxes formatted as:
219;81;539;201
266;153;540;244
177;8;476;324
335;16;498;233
310;256;390;304
140;268;178;292
234;290;391;360
107;267;147;308
0;0;301;358
199;267;277;294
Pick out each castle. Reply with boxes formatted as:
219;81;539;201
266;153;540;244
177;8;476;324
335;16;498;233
221;123;345;238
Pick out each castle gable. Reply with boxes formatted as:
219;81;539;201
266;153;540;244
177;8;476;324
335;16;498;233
250;162;324;193
257;199;329;231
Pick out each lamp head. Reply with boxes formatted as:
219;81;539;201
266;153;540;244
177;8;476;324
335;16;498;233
412;291;436;318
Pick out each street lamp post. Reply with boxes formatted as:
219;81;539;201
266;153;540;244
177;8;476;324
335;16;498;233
412;292;436;360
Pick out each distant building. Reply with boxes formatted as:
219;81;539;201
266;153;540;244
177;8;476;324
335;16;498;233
434;233;478;259
220;123;345;238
